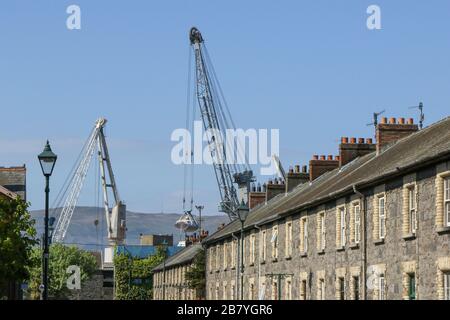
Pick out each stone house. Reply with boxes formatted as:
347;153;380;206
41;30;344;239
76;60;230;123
202;116;450;300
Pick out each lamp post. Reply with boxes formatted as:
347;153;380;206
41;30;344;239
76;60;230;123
237;200;249;300
38;140;57;300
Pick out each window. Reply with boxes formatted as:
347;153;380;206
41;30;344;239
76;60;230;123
272;280;278;300
209;247;214;272
317;212;326;251
336;206;346;248
249;280;255;300
271;225;278;260
223;242;228;270
285;220;293;257
379;196;386;239
300;280;307;300
378;275;385;300
445;177;450;227
230;282;236;300
250;234;256;265
231;239;236;268
215;245;220;271
353;276;360;300
223;282;228;300
318;278;325;300
409;186;417;234
445;272;450;300
261;230;267;262
408;274;416;300
354;203;361;244
285;277;292;300
300;217;308;254
338;277;345;300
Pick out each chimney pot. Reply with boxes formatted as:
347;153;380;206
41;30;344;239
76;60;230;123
313;155;319;160
366;138;373;144
398;117;405;124
289;166;294;174
381;117;387;124
294;165;300;173
389;117;396;124
350;137;357;144
302;165;307;173
335;155;340;161
320;155;326;161
327;155;333;160
408;118;414;124
358;138;364;144
341;137;349;144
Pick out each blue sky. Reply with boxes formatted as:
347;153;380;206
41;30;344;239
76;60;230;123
1;1;449;216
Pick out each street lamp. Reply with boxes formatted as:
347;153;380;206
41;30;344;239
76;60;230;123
38;140;57;300
237;199;249;300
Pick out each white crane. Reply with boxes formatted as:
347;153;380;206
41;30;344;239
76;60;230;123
51;118;126;246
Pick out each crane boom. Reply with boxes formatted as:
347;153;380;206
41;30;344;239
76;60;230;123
52;118;126;245
190;27;254;220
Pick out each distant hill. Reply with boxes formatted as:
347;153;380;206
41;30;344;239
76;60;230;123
30;206;229;250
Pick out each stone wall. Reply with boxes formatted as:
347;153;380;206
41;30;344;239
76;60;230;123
205;160;450;300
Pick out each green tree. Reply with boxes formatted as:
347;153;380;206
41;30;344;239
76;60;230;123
0;197;37;299
114;246;166;300
185;249;206;299
27;243;97;299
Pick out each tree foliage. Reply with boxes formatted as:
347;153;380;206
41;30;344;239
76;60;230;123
27;243;97;299
0;197;37;299
185;249;206;299
114;246;166;300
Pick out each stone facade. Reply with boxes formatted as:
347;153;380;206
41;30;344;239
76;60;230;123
153;264;197;300
204;117;450;300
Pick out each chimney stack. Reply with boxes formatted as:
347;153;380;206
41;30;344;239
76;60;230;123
309;154;339;182
339;136;376;167
266;179;285;202
285;164;309;192
249;183;265;209
376;116;418;154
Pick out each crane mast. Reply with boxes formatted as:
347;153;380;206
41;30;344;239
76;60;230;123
52;118;126;246
190;27;254;220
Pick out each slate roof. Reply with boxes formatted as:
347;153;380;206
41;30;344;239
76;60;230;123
203;116;450;244
152;243;203;272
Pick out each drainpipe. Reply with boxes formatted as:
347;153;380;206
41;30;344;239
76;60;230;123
353;184;367;300
255;224;262;300
232;233;239;300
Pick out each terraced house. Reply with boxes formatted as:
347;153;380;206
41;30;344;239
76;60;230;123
203;116;450;300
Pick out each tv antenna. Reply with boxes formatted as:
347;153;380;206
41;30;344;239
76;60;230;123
408;102;424;129
367;110;386;128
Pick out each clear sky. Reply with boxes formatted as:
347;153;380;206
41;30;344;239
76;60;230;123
1;1;449;216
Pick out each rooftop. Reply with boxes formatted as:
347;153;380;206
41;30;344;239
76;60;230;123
203;116;450;244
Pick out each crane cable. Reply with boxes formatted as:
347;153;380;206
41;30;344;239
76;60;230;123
183;45;194;213
50;127;96;226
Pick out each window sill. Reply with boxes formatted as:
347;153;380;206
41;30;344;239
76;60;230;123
272;258;278;263
374;239;385;245
260;260;266;265
231;266;236;270
437;226;450;235
317;249;325;255
285;255;292;260
300;252;308;258
402;233;416;241
350;243;360;250
249;262;254;267
336;246;345;252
